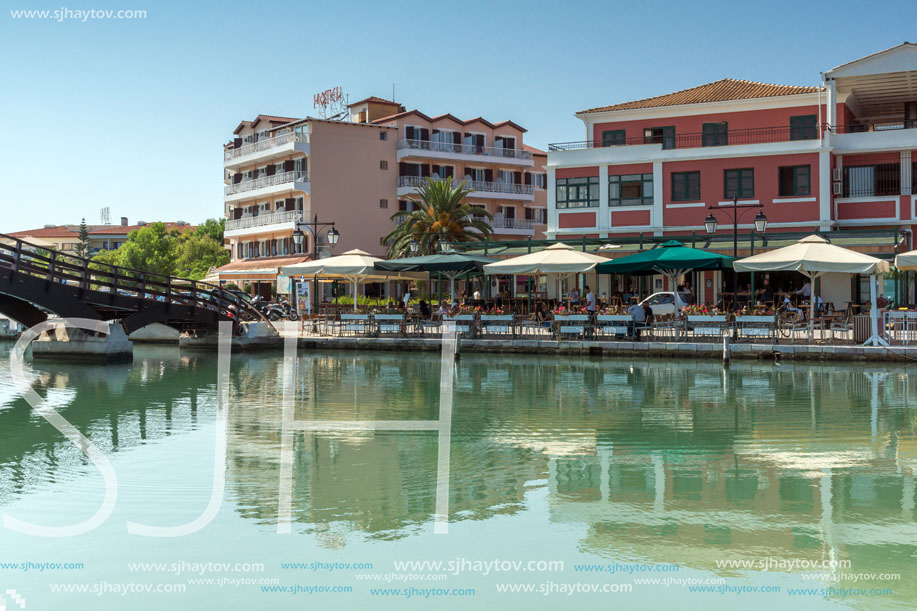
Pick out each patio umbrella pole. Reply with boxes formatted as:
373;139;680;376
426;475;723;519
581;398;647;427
864;274;890;347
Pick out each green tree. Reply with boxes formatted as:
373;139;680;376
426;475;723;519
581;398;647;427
192;217;225;243
174;230;230;280
382;177;493;257
76;218;90;259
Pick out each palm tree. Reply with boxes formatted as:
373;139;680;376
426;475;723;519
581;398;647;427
383;177;494;257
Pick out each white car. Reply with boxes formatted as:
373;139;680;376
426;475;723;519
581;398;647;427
639;291;691;316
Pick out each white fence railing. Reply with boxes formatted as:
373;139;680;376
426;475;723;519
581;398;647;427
397;139;532;160
225;210;303;231
224;171;308;196
397;175;534;196
473;216;535;231
224;131;307;162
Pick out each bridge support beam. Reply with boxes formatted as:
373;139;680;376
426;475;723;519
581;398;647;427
180;321;281;351
31;323;132;361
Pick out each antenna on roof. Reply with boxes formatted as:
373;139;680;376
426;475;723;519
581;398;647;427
392;83;395;102
100;206;111;225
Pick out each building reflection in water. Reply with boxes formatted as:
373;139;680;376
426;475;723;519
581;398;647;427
0;345;914;599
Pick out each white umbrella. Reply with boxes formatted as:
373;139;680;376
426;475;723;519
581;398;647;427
483;243;608;308
281;249;423;311
734;235;890;345
895;250;917;270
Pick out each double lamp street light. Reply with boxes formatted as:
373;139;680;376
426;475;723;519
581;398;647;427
703;195;768;307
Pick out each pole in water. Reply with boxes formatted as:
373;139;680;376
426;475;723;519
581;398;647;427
723;335;730;367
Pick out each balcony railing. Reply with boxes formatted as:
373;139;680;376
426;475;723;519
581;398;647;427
473;216;536;231
224;131;307;162
225;209;303;232
397;175;534;196
224;171;308;196
834;122;917;134
548;125;826;151
397;139;533;160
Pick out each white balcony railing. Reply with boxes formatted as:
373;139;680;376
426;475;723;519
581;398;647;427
224;171;308;196
397;175;534;196
397;139;532;160
224;131;307;162
473;216;536;231
225;209;303;232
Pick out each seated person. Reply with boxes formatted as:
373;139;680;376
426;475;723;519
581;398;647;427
642;303;654;326
438;301;451;316
627;298;646;339
759;281;774;303
419;300;431;317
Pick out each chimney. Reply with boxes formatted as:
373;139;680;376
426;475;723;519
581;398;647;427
121;217;128;226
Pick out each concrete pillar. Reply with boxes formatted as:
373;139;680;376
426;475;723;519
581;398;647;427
546;167;557;239
819;150;832;229
598;165;610;235
902;151;912;196
32;324;133;361
652;161;664;231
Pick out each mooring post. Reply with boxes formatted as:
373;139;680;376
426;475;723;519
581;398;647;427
723;335;730;367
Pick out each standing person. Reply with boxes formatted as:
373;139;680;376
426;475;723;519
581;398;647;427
402;285;412;310
585;286;596;315
795;280;812;298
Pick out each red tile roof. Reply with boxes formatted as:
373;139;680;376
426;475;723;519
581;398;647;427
524;144;546;155
579;78;823;114
233;114;300;134
9;222;195;239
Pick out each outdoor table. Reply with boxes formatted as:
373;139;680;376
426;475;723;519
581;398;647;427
553;314;590;340
339;313;371;336
479;314;515;338
595;314;632;339
686;315;729;339
442;315;476;336
374;314;405;336
735;315;776;341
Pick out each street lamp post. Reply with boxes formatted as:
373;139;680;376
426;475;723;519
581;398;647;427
704;195;767;311
292;215;340;312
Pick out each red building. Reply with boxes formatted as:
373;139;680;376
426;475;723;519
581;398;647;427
546;43;916;305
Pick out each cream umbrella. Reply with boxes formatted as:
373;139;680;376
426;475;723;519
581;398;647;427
734;235;890;345
281;249;424;311
895;250;917;270
483;242;608;306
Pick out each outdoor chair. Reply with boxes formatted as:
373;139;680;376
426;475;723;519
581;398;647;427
829;314;853;343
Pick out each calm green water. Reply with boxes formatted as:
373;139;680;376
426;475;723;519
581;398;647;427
0;344;915;610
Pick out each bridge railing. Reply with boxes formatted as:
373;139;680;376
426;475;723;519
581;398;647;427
0;234;265;324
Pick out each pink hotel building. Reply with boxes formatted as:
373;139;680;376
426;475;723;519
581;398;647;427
546;43;917;304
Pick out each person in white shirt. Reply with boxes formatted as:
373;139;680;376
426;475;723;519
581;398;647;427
585;286;596;313
795;281;811;298
402;287;411;309
472;289;481;301
627;298;646;340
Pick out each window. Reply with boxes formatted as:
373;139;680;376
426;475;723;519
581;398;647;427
602;130;626;147
790;115;818;140
398;200;415;212
702;122;728;146
609;174;653;207
527;173;546;189
379;160;388;170
379;131;387;141
843;164;900;197
379;199;388;209
724;169;754;198
237;243;243;259
778;165;811;196
556;177;599;208
671;171;701;201
644;126;675;149
525;208;547;223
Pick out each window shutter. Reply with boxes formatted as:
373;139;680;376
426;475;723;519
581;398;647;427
432;129;440;135
513;172;522;185
233;174;242;184
266;165;276;176
285;197;294;210
283;160;294;172
525;208;533;220
421;164;430;177
484;169;493;182
233;138;242;149
420;128;430;141
406;126;414;140
432;164;440;176
453;132;461;145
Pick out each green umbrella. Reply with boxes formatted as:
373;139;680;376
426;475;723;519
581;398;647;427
596;241;735;339
374;253;497;301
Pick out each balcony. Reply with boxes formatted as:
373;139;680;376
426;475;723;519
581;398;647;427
473;216;536;236
830;123;917;153
224;171;309;203
549;125;823;152
397;175;534;200
396;139;534;166
225;210;303;236
223;132;309;168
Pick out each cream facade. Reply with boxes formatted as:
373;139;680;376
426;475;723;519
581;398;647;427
219;99;547;291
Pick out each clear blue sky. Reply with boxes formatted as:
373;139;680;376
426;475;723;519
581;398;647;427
2;0;915;232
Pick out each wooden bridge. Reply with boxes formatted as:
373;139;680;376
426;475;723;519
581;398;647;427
0;233;265;333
